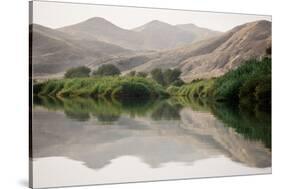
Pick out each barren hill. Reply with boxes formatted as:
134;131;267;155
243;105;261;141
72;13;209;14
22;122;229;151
59;17;220;50
107;20;271;81
31;24;131;76
32;20;271;80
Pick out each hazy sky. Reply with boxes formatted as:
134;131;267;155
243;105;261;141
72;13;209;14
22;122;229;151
32;1;271;32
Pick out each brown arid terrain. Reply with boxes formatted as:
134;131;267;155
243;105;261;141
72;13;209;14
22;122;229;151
31;24;132;76
32;18;271;81
59;17;220;50
99;20;271;81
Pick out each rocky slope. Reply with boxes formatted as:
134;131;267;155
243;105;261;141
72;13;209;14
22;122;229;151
31;24;131;76
59;17;220;50
32;20;271;80
105;20;271;81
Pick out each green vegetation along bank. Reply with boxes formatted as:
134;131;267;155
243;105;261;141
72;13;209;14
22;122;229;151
34;57;271;112
33;76;168;99
168;58;271;112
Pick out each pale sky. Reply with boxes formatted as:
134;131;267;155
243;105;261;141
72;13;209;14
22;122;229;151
32;0;271;32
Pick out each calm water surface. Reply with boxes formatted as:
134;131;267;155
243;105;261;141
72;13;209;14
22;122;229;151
31;97;271;188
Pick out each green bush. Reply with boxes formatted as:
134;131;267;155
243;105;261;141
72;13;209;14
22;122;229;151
64;66;91;78
171;79;184;87
239;75;271;109
136;72;148;78
126;71;136;77
163;68;181;85
112;82;151;98
33;82;45;95
166;86;180;95
170;79;215;100
150;68;165;86
255;75;271;111
34;76;168;100
213;58;271;101
239;77;260;103
92;64;120;76
150;68;182;86
169;58;271;112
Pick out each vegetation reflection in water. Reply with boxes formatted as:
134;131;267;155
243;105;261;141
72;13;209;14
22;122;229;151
33;95;271;149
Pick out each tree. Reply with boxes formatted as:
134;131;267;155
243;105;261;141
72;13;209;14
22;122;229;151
266;46;271;56
163;68;182;85
171;79;184;86
150;68;165;86
136;72;148;78
64;66;91;78
93;64;120;76
127;71;136;77
151;68;183;86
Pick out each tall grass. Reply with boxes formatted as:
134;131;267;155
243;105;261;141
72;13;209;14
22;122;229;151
34;76;168;99
213;58;271;102
168;58;271;112
167;79;215;100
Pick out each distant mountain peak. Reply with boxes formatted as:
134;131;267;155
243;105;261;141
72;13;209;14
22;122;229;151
83;17;116;26
133;20;173;32
180;23;196;27
86;17;109;22
147;20;169;25
59;17;222;50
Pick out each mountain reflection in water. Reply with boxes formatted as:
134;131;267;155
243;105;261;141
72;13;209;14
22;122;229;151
31;96;271;187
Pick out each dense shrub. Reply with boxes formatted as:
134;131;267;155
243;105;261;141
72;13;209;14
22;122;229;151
163;68;181;85
239;77;260;107
239;74;271;109
136;72;148;78
255;75;271;111
34;76;168;99
112;82;151;98
64;66;91;78
169;79;215;100
126;71;136;76
170;58;271;112
150;68;165;86
171;79;184;87
166;86;180;95
92;64;120;76
150;68;182;86
213;58;271;101
33;82;45;95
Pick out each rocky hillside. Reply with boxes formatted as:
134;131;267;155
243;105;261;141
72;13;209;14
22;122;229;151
32;20;271;80
31;24;131;76
59;17;220;50
105;20;271;81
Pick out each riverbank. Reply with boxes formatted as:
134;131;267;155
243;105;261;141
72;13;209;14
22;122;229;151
34;58;271;113
33;76;168;99
34;95;271;149
167;58;271;112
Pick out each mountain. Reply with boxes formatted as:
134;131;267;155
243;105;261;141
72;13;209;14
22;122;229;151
176;23;221;42
59;17;220;50
133;20;196;49
32;20;271;80
33;107;271;170
59;17;143;50
105;20;271;81
31;24;131;76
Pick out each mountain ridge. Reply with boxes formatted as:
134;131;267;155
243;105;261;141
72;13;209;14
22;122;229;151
97;20;271;81
31;24;132;76
58;17;221;50
32;19;271;81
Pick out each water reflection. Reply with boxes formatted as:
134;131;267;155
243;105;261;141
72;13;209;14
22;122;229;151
32;96;271;186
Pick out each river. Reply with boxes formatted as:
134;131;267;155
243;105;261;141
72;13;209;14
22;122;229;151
30;96;271;188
